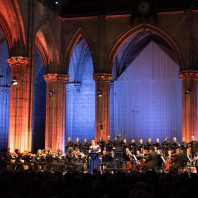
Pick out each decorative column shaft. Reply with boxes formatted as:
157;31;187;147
179;70;198;142
93;73;113;141
7;57;32;152
44;74;69;153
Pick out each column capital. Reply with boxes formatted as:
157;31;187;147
44;74;69;82
93;73;113;82
7;56;30;67
179;70;198;80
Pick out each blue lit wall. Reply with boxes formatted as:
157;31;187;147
0;37;10;151
66;38;95;143
112;41;182;143
32;49;46;153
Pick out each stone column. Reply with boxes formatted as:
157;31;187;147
7;56;32;152
93;73;113;141
44;74;69;152
179;70;198;142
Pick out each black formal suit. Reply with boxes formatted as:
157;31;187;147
162;141;170;157
137;143;145;152
189;140;197;159
145;142;153;151
82;142;90;155
154;143;162;150
180;141;188;155
113;137;124;153
171;141;180;154
74;141;81;151
105;140;113;153
129;143;137;155
142;151;158;171
66;152;84;172
65;141;73;152
169;153;187;172
97;140;105;154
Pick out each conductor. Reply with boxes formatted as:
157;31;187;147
113;134;124;168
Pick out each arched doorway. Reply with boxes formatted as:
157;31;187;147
111;30;182;143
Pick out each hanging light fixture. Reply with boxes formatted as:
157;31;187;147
185;89;190;95
49;90;53;97
11;77;18;85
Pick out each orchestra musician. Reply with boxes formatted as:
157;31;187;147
169;148;188;173
141;147;158;172
66;147;84;172
2;148;14;170
14;149;23;171
162;136;170;158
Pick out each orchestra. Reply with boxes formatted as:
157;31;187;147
2;135;198;174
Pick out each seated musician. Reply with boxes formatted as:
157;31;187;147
141;147;158;171
2;148;14;170
22;150;32;170
75;148;86;163
66;147;84;172
14;149;23;171
101;150;114;171
171;137;180;154
169;148;188;173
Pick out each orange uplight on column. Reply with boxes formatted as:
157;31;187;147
7;56;32;153
93;73;113;141
44;74;69;153
179;70;198;142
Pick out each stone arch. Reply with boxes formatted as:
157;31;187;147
64;27;97;74
0;0;26;52
108;23;184;72
34;17;59;71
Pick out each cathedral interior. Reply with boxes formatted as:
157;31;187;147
0;0;197;153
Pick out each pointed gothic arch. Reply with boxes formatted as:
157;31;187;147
108;23;184;72
34;17;59;70
64;27;97;74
